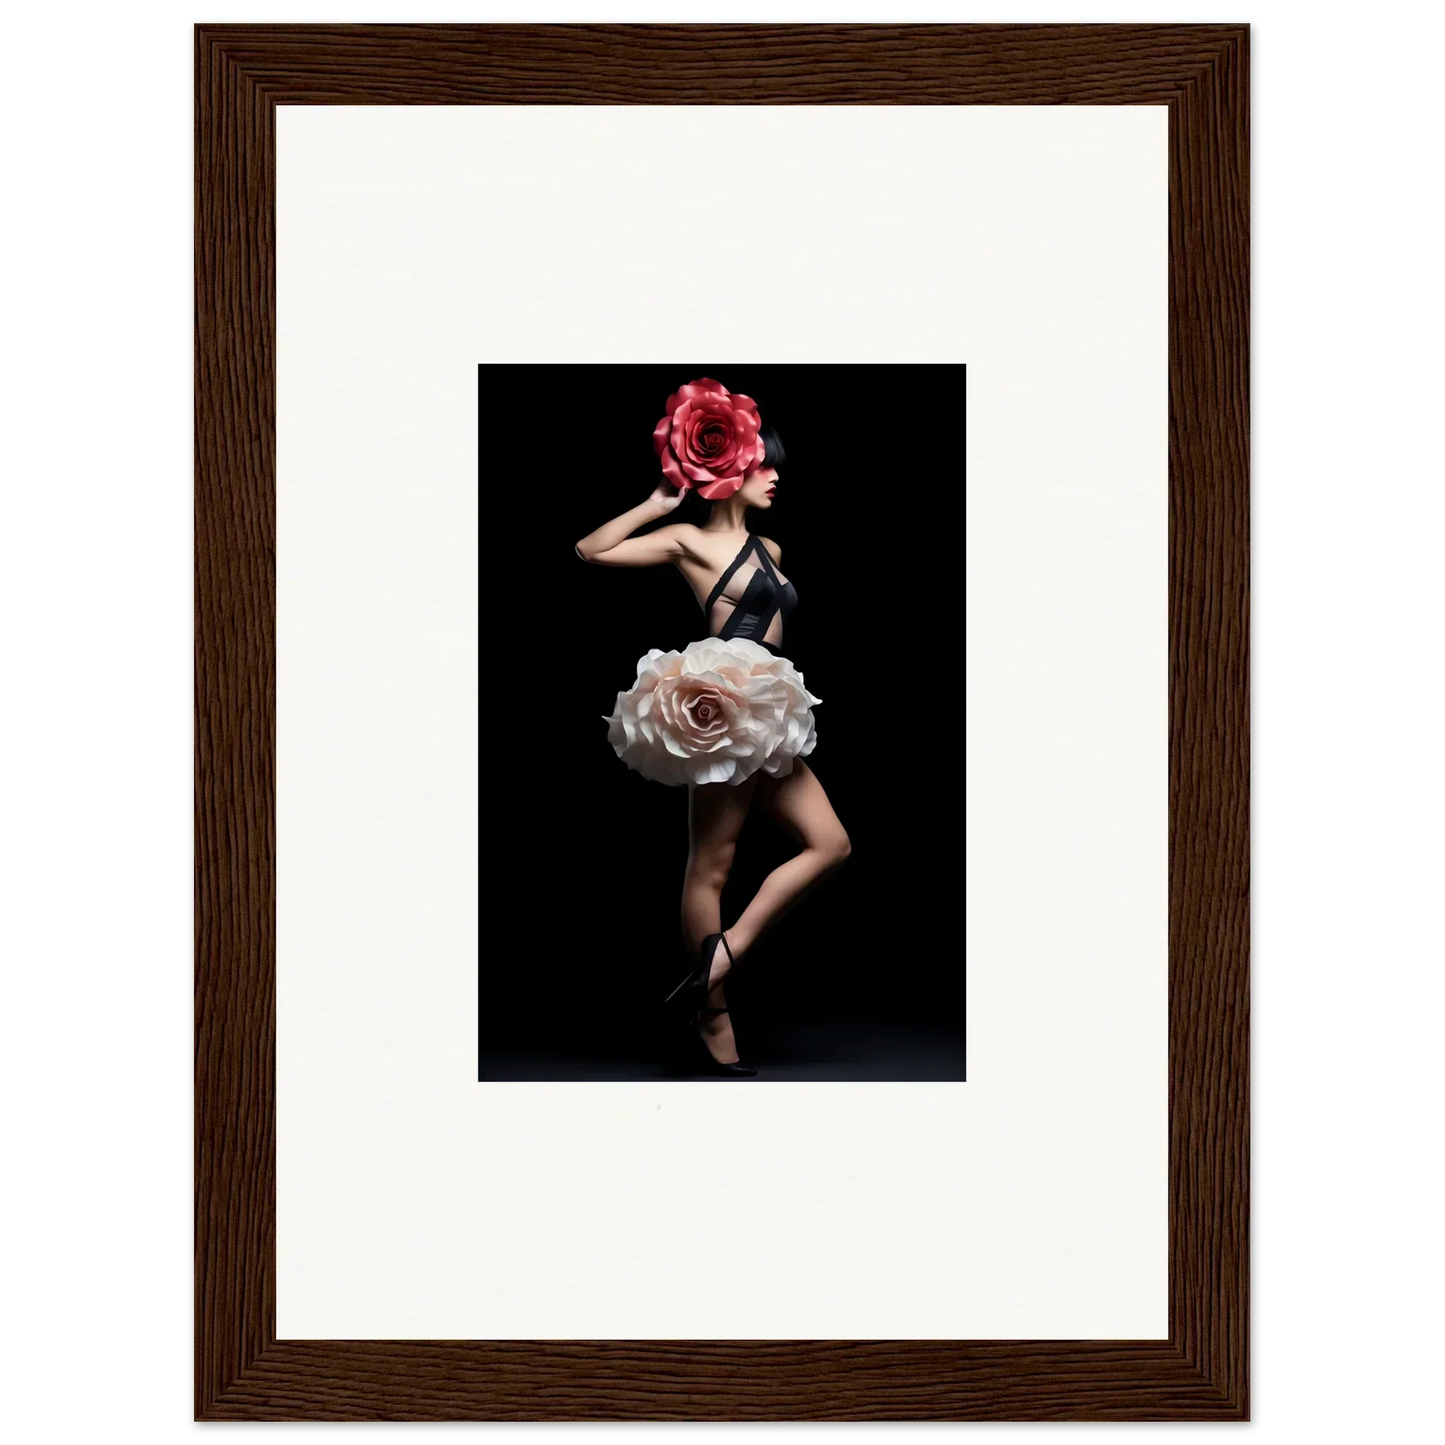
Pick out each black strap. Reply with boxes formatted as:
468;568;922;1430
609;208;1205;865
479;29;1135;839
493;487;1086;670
751;535;782;580
698;1006;729;1018
701;536;755;619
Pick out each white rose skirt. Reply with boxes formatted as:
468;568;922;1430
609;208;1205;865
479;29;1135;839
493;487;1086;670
605;636;821;787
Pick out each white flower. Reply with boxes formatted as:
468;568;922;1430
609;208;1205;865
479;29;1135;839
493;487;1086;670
605;637;821;787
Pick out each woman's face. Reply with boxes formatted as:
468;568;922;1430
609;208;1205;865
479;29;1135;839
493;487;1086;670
737;466;779;510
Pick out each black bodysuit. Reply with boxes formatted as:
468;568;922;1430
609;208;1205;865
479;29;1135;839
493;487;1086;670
702;534;798;655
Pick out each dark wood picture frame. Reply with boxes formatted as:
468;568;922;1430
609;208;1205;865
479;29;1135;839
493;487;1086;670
196;23;1248;1421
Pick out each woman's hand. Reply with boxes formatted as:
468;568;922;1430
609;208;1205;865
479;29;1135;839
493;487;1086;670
647;479;685;514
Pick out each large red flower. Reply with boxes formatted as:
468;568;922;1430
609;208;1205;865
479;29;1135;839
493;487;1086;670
652;378;764;501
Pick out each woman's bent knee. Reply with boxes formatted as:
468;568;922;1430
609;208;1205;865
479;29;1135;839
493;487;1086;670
819;831;851;869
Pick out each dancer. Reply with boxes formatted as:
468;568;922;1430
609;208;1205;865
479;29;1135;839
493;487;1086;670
575;378;851;1077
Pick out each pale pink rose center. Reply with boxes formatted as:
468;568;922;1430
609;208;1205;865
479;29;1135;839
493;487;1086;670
678;687;731;736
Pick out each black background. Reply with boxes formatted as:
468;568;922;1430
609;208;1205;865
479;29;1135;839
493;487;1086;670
478;364;965;1079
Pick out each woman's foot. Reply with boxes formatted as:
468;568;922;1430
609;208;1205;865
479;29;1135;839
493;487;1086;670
697;983;741;1065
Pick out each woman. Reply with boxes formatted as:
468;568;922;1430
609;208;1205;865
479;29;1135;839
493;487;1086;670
574;378;851;1077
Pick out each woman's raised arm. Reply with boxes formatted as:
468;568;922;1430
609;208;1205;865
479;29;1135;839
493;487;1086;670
574;481;688;565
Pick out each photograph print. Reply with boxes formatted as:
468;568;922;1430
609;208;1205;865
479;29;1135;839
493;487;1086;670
478;364;966;1081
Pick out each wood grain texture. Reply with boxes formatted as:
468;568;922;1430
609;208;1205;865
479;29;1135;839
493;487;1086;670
195;23;1248;1421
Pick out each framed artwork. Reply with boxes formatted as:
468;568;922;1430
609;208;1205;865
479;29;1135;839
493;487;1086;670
196;23;1248;1420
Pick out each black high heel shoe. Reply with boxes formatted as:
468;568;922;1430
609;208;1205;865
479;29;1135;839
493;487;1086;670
689;1004;757;1078
664;930;735;1022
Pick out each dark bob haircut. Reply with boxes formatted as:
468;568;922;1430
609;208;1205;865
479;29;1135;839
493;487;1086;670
759;423;786;470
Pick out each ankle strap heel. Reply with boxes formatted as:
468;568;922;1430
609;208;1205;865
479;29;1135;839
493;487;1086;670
665;936;757;1077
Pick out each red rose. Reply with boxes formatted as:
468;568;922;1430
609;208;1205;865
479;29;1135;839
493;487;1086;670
652;378;764;501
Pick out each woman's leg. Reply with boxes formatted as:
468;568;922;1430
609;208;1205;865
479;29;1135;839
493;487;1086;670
683;774;757;1063
724;760;851;962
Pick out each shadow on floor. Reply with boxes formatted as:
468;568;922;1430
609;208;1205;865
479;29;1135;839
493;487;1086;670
478;1014;966;1082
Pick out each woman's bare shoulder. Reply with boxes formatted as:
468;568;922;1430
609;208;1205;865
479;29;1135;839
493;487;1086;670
757;535;782;565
